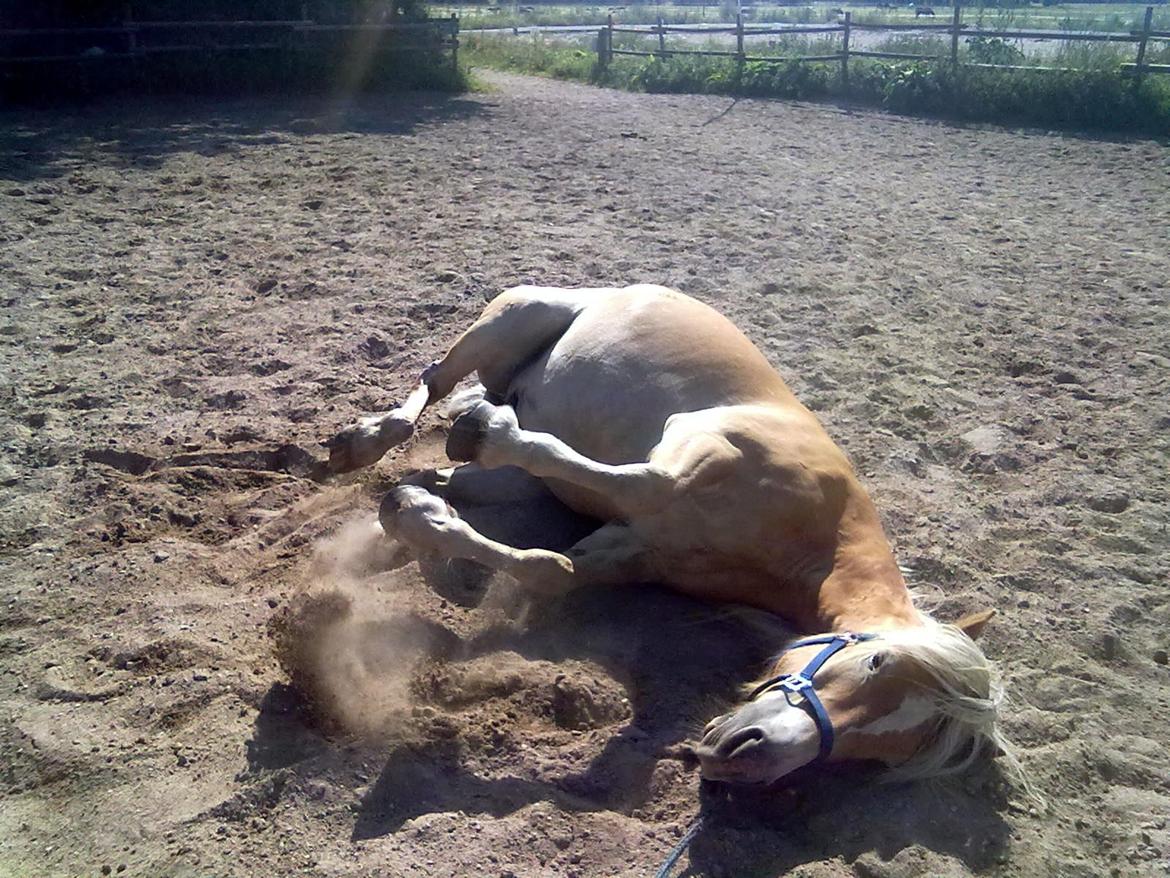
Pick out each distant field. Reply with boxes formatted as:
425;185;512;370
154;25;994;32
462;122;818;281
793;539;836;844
437;1;1169;31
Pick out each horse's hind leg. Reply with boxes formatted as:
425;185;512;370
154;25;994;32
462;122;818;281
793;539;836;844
445;400;740;517
323;286;600;474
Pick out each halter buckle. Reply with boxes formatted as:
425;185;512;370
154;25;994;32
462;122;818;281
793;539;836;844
777;674;814;695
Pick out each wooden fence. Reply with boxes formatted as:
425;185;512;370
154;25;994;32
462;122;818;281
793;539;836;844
595;3;1170;83
0;7;460;74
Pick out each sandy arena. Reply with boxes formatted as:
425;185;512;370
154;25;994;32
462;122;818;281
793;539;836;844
1;71;1168;877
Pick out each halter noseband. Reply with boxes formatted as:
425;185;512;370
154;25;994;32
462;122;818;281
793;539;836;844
747;632;880;764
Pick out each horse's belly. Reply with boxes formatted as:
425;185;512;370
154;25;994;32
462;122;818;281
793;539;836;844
508;289;788;467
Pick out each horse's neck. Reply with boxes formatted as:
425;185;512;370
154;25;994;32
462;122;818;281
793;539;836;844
809;502;922;634
814;558;920;633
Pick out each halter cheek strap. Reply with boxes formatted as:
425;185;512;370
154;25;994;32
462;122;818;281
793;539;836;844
747;632;880;764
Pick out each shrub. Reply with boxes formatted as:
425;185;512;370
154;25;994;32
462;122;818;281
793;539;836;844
965;36;1025;66
0;0;463;100
465;34;1170;135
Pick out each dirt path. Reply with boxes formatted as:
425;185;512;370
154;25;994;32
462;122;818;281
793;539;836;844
1;72;1168;877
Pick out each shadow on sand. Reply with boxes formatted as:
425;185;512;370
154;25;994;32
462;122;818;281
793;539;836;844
249;465;1011;873
0;90;486;183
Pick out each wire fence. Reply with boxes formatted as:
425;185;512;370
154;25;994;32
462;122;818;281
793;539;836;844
594;3;1170;84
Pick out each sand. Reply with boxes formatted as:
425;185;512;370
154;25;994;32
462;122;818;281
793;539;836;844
1;71;1168;877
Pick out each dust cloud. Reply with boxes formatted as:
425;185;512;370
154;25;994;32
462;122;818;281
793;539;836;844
268;515;441;738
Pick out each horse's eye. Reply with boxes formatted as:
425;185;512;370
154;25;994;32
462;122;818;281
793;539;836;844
866;653;886;672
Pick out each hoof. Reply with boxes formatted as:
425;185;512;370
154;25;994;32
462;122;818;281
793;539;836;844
446;402;491;462
379;485;438;534
378;486;409;534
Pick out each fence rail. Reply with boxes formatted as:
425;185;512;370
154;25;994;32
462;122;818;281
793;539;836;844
0;7;461;73
595;4;1169;84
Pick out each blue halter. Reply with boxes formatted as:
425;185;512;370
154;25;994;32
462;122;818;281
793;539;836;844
747;632;881;764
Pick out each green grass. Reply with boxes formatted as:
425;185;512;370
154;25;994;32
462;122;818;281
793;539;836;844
462;31;1170;134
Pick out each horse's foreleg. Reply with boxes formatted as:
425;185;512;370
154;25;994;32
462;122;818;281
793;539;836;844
446;401;740;516
380;485;575;594
383;485;651;594
321;379;432;474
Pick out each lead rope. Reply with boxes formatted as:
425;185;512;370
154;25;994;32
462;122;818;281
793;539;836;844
654;779;726;878
653;812;706;878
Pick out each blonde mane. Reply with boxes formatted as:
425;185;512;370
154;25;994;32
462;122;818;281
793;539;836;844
853;620;1017;782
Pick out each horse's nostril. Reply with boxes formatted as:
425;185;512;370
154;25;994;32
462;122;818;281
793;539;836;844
703;714;729;738
716;725;766;759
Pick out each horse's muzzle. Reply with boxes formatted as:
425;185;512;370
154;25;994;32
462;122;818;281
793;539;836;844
694;696;821;784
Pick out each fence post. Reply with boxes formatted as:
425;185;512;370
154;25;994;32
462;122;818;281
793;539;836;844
736;12;744;66
841;11;850;89
1134;5;1153;85
451;12;459;71
657;15;666;57
597;27;608;68
950;0;962;67
123;2;136;52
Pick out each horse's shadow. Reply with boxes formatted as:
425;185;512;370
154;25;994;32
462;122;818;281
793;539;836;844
351;572;771;838
254;465;1012;872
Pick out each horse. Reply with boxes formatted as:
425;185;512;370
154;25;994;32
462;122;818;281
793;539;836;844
323;284;1011;786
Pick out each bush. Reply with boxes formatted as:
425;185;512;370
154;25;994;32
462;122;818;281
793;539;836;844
0;0;465;100
965;36;1025;65
872;61;1170;133
464;34;1170;135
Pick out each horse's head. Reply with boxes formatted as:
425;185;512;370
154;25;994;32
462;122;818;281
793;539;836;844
696;610;1004;784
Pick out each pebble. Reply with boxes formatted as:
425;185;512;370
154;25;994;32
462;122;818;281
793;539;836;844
1102;632;1119;660
961;424;1008;455
1087;492;1130;514
153;550;169;563
1154;649;1168;666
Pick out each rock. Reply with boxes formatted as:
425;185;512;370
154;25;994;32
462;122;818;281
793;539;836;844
1154;649;1167;666
254;278;278;295
153;550;169;563
358;335;391;361
960;424;1009;455
853;846;969;878
435;269;462;283
84;448;157;476
1087;493;1129;514
1102;632;1119;660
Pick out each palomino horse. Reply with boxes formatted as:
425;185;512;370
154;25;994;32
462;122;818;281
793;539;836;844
324;284;1009;785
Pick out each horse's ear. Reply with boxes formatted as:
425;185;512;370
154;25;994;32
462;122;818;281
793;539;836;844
955;608;996;640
